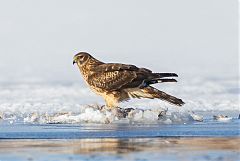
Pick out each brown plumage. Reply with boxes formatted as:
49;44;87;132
73;52;184;108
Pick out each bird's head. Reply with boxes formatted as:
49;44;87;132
73;52;91;66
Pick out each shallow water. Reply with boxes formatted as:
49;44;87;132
0;118;239;139
0;138;239;161
0;115;239;161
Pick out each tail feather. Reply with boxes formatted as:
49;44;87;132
142;87;184;106
126;86;184;106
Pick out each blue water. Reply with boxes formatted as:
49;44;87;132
0;119;239;139
0;113;239;161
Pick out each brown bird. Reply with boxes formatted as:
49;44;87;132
73;52;184;108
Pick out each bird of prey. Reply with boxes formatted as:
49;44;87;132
73;52;184;108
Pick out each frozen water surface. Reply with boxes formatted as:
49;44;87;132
0;118;239;139
0;77;239;161
0;76;239;138
0;76;239;124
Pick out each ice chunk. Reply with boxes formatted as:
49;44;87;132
189;111;204;122
24;113;39;123
213;115;232;122
9;104;207;124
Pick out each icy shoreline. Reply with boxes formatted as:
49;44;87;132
0;76;239;124
0;105;202;124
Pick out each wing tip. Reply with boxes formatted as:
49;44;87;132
157;78;177;83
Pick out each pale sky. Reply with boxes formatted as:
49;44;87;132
0;0;238;82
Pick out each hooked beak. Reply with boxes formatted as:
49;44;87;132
73;56;77;65
73;60;76;65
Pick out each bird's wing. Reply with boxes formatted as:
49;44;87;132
92;63;139;72
87;70;137;91
88;63;156;91
88;63;178;91
92;63;178;78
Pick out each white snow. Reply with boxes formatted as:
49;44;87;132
0;76;239;124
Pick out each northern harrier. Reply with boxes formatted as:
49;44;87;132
73;52;184;108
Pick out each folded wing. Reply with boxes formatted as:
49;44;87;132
88;63;179;91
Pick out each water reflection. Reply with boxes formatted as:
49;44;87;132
0;138;239;155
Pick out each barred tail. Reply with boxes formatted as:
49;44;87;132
127;86;184;106
143;86;184;106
